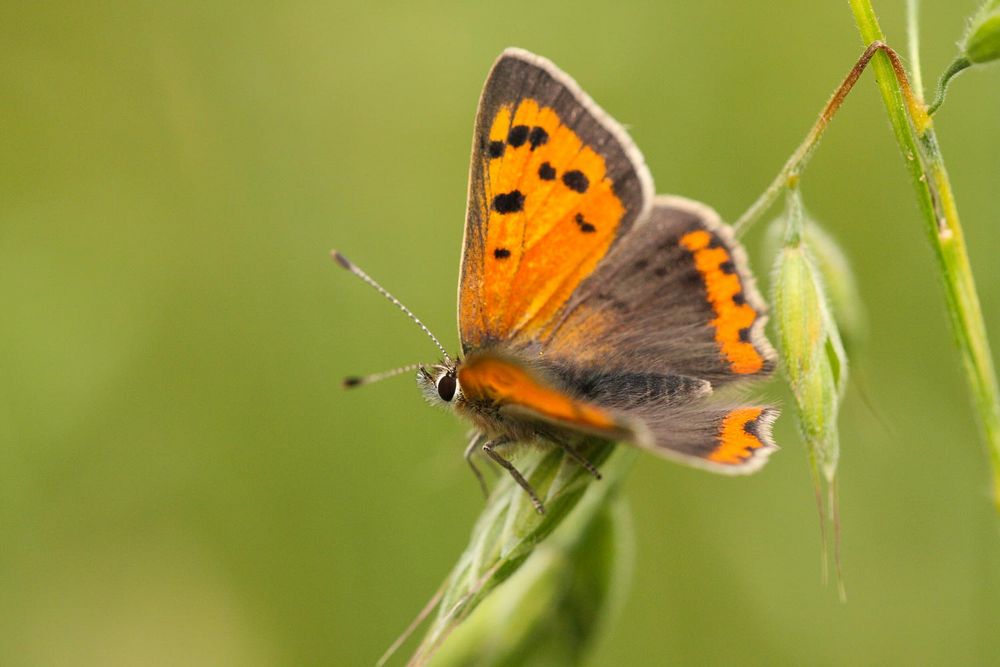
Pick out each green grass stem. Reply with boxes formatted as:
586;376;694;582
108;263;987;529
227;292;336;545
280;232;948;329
850;0;1000;512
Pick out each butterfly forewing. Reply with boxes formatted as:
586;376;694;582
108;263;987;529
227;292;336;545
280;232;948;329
459;48;653;352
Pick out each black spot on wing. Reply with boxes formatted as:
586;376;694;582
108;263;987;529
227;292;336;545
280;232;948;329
488;140;505;158
494;247;511;259
657;236;680;252
538;162;556;180
528;126;548;149
492;190;525;214
562;170;590;193
574;213;596;233
469;55;649;254
682;269;703;287
508;125;529;147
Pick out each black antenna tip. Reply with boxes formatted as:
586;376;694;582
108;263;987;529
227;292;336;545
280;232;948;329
342;376;363;388
331;250;352;270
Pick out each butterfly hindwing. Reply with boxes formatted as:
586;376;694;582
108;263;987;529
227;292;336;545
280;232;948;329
538;356;777;474
457;353;777;474
459;48;654;353
631;402;779;474
544;195;776;386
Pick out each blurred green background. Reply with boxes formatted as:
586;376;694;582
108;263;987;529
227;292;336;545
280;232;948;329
3;1;999;665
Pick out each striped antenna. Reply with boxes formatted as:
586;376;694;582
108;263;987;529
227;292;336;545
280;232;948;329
342;363;424;389
332;250;452;364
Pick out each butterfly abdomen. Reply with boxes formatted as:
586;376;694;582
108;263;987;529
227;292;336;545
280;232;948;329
550;366;711;409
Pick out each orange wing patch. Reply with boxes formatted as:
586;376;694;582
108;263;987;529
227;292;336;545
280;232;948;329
708;407;771;464
680;230;764;374
457;353;620;433
464;98;627;346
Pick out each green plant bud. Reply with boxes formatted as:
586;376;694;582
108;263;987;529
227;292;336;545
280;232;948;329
774;241;846;471
803;223;866;352
794;337;844;479
963;1;1000;64
773;242;826;387
770;187;849;596
928;1;1000;114
768;217;866;354
772;189;849;466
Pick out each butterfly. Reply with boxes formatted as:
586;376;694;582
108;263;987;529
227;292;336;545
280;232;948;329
336;48;778;513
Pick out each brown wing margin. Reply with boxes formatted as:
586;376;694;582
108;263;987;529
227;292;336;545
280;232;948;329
457;48;654;353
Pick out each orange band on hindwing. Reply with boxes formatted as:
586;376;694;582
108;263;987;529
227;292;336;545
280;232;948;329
679;230;764;374
709;407;768;464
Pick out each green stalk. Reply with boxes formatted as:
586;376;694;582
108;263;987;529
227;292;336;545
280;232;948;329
383;443;639;666
850;0;1000;512
906;0;925;100
926;57;972;115
733;42;927;235
424;467;634;666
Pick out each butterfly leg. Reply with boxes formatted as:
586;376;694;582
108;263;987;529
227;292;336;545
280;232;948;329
550;436;603;480
463;431;490;500
482;437;545;514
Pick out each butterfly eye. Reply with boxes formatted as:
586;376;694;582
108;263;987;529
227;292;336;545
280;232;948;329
437;374;457;402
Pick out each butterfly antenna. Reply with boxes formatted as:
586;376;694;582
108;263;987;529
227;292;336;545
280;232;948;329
343;363;424;389
331;250;452;364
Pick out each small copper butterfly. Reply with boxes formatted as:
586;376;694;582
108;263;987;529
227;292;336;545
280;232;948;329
336;48;779;513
